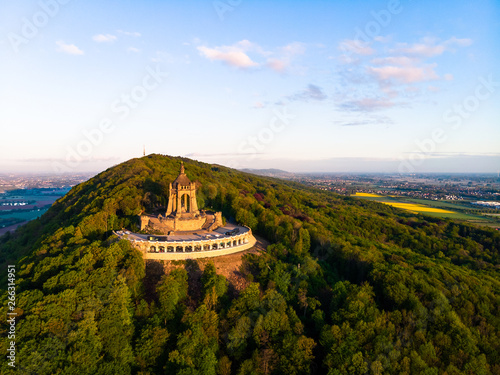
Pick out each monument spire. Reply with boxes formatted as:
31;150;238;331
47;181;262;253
180;161;185;174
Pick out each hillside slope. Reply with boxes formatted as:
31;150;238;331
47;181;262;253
1;154;499;374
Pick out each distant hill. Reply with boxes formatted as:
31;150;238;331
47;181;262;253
0;154;499;374
239;168;294;178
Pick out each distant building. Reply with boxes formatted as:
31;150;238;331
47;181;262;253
471;201;500;209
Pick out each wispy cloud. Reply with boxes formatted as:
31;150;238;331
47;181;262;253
92;34;117;43
56;41;84;55
197;40;305;72
374;35;392;43
369;63;439;84
267;59;287;72
339;39;374;56
334;115;394;127
340;97;398;112
391;37;473;57
198;43;259;68
280;42;306;56
288;84;327;102
127;47;141;53
334;36;472;113
267;42;306;73
371;56;415;66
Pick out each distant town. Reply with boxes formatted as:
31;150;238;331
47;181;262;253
0;173;93;193
244;170;500;229
290;173;500;201
0;173;94;236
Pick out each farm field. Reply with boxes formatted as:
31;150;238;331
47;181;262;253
0;207;48;221
380;202;454;213
402;198;474;211
0;189;68;237
352;192;499;227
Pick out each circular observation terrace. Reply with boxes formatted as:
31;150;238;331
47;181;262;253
115;223;256;260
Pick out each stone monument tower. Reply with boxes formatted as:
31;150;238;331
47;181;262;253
165;162;199;217
139;161;222;233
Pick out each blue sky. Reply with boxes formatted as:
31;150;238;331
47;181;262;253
0;0;499;173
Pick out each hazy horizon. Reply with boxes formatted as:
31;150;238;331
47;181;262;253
1;153;500;175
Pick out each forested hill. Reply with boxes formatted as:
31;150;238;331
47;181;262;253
1;154;499;375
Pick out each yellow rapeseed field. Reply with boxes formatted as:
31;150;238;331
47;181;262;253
352;193;456;214
353;193;383;197
380;202;454;213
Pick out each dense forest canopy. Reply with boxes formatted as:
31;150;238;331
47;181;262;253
1;154;499;374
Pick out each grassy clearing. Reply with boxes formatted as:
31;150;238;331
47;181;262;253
403;198;473;211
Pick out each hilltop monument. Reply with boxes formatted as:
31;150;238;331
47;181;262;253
165;162;200;217
119;160;256;260
139;162;222;233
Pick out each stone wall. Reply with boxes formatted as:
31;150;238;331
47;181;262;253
140;214;208;233
130;229;256;260
142;238;256;260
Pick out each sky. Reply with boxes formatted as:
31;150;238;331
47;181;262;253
0;0;499;174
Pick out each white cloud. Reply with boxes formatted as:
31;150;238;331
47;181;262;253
334;115;393;127
198;45;258;68
369;64;439;84
392;37;473;57
341;97;398;112
197;40;261;69
267;42;306;72
335;35;473;114
367;37;471;85
236;39;270;55
197;40;305;72
374;35;392;43
279;42;306;56
267;58;287;72
371;56;416;66
127;47;141;53
339;39;374;56
445;37;473;48
395;43;445;58
56;41;84;55
92;34;117;43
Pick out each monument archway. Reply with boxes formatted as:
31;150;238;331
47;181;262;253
181;193;190;212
